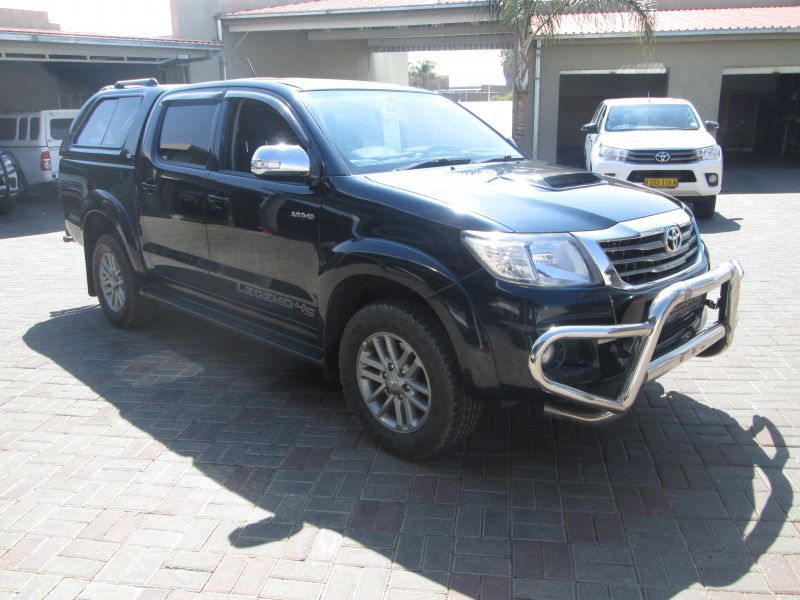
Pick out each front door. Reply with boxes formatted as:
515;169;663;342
138;92;222;290
205;91;323;346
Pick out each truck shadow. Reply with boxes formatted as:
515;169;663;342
23;305;791;598
0;193;64;239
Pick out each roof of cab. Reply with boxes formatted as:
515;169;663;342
602;97;695;106
221;77;426;92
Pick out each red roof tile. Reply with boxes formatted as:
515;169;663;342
554;6;800;36
222;1;800;38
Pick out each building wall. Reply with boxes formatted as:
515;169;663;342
533;36;800;162
171;0;407;85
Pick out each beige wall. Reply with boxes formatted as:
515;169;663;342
172;0;408;85
186;27;407;85
533;35;800;162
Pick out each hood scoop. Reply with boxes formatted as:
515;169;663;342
533;171;605;190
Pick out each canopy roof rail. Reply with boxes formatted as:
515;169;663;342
113;78;159;89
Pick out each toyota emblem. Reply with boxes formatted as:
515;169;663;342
655;151;671;163
664;225;682;254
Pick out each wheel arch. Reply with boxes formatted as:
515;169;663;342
320;239;501;401
81;194;143;296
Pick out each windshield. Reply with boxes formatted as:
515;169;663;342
300;90;522;173
604;104;700;132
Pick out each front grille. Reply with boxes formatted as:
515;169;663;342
626;149;699;164
628;170;697;183
599;222;699;286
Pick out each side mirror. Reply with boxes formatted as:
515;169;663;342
251;144;310;179
581;123;599;134
704;120;720;132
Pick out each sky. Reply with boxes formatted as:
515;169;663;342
0;0;173;37
0;1;503;86
409;50;505;88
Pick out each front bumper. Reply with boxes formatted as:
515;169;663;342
594;158;722;197
528;260;743;424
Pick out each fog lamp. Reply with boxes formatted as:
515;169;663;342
706;173;719;185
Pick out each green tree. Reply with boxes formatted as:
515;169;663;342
489;0;656;150
408;59;439;89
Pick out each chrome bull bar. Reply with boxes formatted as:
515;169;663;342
529;260;744;424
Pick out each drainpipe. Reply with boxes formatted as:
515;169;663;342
531;38;542;160
216;17;227;80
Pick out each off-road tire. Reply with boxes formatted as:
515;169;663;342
339;300;483;460
92;234;156;328
693;195;716;219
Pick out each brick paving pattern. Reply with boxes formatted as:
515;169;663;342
0;193;798;599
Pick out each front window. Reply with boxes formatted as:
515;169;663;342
604;104;700;132
300;90;522;174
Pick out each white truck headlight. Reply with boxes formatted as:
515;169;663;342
598;145;628;162
699;145;721;161
463;232;598;286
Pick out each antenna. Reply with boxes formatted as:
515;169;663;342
246;58;257;78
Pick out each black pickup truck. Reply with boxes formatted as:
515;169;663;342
60;78;743;459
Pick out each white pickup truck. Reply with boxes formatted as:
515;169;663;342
582;98;722;218
0;109;78;198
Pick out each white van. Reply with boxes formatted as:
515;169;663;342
0;109;78;196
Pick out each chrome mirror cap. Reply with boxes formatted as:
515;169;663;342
251;144;310;178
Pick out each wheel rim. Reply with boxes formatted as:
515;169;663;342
356;332;431;434
99;251;126;313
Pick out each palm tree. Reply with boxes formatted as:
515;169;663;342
408;59;439;89
488;0;656;150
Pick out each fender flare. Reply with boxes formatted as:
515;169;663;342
81;192;144;294
320;238;501;399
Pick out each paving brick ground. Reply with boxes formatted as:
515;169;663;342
0;192;798;599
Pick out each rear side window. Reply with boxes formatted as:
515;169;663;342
49;118;73;141
76;96;141;148
158;103;217;167
0;118;15;141
30;117;40;140
18;118;27;140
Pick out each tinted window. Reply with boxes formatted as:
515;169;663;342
159;103;217;167
30;117;40;140
0;118;15;141
18;118;27;140
77;99;117;146
227;99;299;173
76;97;140;147
49;118;74;141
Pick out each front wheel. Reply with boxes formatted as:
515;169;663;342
0;195;15;215
692;196;716;219
92;234;156;328
338;300;482;460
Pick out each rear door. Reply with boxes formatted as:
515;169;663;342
138;90;222;290
44;111;77;175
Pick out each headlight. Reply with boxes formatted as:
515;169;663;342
598;145;628;162
699;145;721;161
462;232;598;286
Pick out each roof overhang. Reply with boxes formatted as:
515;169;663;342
0;29;221;65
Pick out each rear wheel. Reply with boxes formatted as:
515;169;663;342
692;196;716;219
339;300;482;460
92;234;156;328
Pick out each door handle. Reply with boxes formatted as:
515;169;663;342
207;193;229;210
141;181;156;194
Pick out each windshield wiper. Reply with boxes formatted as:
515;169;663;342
482;155;524;163
398;157;472;171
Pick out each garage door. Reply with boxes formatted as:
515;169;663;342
556;71;668;166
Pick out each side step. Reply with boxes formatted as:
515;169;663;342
140;284;324;364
